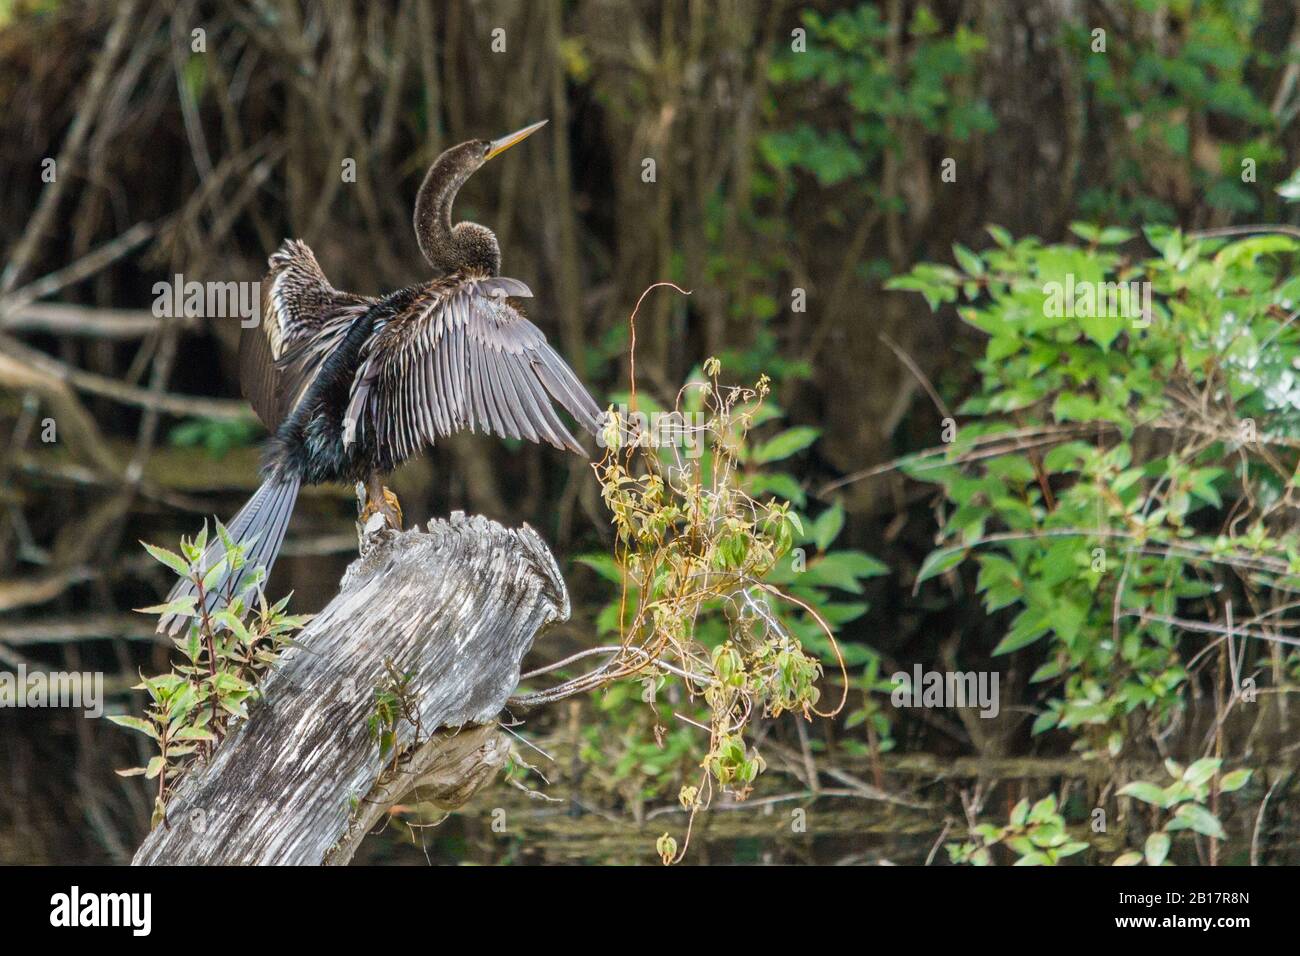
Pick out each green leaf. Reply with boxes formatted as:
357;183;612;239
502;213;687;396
1218;769;1252;793
108;715;159;740
811;502;845;551
915;547;967;586
1168;803;1226;840
1010;798;1029;827
1030;710;1058;735
1278;167;1300;202
1052;392;1099;424
201;556;229;593
803;555;866;594
992;606;1051;655
215;517;235;553
1097;227;1135;245
745;472;807;506
173;725;216;742
141;542;192;577
1183;758;1221;788
1013;851;1053;866
1117;781;1167;807
135;596;197;617
952;242;984;276
1144;832;1170;867
1079;312;1125;351
752;427;820;464
1028;794;1057;823
575;554;624;585
824;550;889;578
1214;235;1300;268
1029;659;1064;683
1042;441;1092;472
986;224;1013;248
213;610;252;647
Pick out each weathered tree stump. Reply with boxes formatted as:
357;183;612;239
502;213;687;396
132;512;567;865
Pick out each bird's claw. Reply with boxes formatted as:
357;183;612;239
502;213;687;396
357;481;404;537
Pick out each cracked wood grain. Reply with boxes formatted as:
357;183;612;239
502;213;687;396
133;511;567;865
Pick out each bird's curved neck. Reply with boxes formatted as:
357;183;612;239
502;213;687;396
413;157;473;272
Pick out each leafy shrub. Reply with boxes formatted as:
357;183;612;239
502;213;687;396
888;224;1294;860
548;360;889;859
111;525;306;827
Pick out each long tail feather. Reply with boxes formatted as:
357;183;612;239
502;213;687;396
157;476;302;636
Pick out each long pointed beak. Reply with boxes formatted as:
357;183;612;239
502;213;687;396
485;119;548;161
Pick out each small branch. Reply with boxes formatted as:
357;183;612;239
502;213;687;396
0;0;141;294
0;332;248;420
878;330;952;422
0;303;190;338
0;222;154;319
0;614;158;646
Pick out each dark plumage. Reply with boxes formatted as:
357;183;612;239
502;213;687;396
159;120;601;634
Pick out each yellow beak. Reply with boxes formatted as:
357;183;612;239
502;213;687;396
485;119;548;161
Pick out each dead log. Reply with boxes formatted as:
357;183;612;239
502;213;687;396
132;512;568;865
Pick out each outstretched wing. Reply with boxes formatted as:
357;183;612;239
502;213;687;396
344;275;602;463
240;240;372;428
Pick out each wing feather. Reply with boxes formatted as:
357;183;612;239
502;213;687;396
242;239;372;428
345;273;601;466
466;321;487;434
431;338;451;436
428;306;448;434
457;299;478;434
494;348;538;443
533;348;603;433
512;351;575;450
484;344;511;437
493;345;530;440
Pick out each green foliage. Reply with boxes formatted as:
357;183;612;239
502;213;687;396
951;761;1253;865
169;415;261;459
368;662;422;773
763;6;993;188
949;794;1089;866
582;373;886;668
1114;759;1252;865
841;655;900;756
1063;1;1289;223
110;524;307;827
891;224;1300;771
701;2;997;391
553;361;892;861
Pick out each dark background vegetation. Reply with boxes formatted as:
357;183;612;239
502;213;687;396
1;0;1298;864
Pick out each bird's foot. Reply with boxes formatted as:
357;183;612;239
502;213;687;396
377;486;404;529
357;480;404;534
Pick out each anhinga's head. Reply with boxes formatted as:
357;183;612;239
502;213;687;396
413;119;548;277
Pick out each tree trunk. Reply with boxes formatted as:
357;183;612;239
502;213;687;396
132;512;568;865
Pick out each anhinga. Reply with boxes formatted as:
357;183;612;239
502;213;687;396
159;120;601;634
